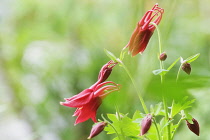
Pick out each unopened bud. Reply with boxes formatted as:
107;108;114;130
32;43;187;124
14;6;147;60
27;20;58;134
182;63;191;75
159;52;167;61
186;118;200;136
88;122;107;139
140;114;152;136
98;60;117;83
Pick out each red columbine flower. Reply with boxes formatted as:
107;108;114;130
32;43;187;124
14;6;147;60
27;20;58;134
60;81;120;125
125;3;164;56
60;61;119;125
186;118;200;136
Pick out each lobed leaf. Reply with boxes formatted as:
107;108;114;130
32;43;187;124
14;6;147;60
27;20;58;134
104;113;140;138
170;97;195;118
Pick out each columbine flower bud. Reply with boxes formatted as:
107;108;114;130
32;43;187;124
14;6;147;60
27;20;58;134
88;122;107;139
186;118;200;136
182;62;191;75
159;52;167;61
140;114;152;136
98;60;118;83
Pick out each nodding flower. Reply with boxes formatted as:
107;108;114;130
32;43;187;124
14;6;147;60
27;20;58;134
60;61;120;125
186;118;200;136
125;3;164;56
182;62;191;75
140;114;152;136
88;122;107;139
97;60;118;83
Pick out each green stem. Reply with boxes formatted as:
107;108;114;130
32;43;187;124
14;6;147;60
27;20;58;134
163;96;171;140
151;22;163;83
115;104;126;140
151;22;171;140
153;118;161;140
115;104;121;120
171;118;184;139
101;114;122;140
119;61;149;114
176;64;182;82
108;122;122;140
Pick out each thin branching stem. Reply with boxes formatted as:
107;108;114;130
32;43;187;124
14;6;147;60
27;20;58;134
176;64;182;82
153;118;161;140
151;22;171;140
171;118;184;139
120;62;149;114
101;114;122;140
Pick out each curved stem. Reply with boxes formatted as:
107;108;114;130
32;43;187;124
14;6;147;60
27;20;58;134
108;122;122;140
150;23;162;55
176;64;182;82
101;114;122;140
153;118;161;140
171;118;184;139
119;61;149;114
151;22;171;140
151;22;163;83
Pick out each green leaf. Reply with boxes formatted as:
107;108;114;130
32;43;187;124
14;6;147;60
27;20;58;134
104;49;117;61
170;97;195;118
181;110;193;121
150;102;163;116
132;110;142;120
185;53;200;63
104;113;140;138
119;49;126;61
113;137;120;140
152;69;169;76
167;57;180;71
161;119;174;131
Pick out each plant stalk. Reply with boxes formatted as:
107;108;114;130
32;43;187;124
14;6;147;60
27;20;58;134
120;62;149;114
153;118;161;140
151;22;171;140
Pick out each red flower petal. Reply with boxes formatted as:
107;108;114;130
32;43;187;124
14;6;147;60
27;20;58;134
125;4;164;56
60;89;93;107
74;97;102;125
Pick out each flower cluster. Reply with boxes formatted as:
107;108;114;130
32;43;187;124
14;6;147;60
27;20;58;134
60;3;200;139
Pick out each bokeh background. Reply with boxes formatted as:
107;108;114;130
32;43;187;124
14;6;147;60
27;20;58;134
0;0;210;140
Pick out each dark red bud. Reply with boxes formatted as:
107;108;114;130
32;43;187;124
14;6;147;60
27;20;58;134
159;52;167;61
100;69;112;83
88;122;107;139
140;114;152;136
98;61;117;83
186;118;200;136
182;63;191;75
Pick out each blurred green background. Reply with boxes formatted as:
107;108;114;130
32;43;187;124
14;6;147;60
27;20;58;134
0;0;210;140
